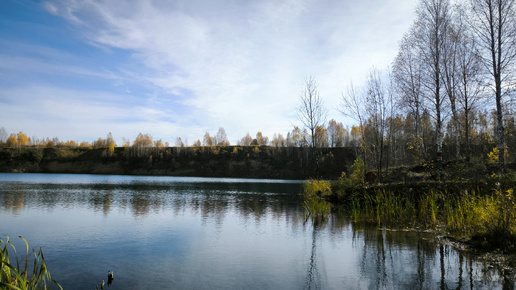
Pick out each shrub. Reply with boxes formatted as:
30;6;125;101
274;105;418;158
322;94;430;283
303;180;332;220
349;157;365;186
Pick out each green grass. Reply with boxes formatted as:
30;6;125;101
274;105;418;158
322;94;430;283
1;236;62;290
354;188;516;251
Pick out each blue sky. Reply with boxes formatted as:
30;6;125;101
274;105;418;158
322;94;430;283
0;0;416;145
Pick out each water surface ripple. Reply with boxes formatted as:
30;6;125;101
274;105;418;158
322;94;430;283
0;173;512;289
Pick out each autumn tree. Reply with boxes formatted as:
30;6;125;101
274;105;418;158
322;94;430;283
286;127;307;147
271;133;286;147
349;125;362;150
327;119;348;147
122;138;131;148
315;126;329;148
468;0;516;172
5;132;30;152
239;133;253;146
106;132;116;156
154;139;164;148
17;132;30;146
175;137;185;147
254;132;268;146
93;138;104;149
203;132;213;146
132;133;153;156
215;127;229;146
6;134;16;148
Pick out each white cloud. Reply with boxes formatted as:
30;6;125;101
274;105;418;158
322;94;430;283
0;85;194;144
2;0;417;144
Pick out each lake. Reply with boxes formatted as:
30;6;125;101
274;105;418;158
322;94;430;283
0;173;512;289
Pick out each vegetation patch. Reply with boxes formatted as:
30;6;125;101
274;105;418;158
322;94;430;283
0;236;62;290
304;160;516;254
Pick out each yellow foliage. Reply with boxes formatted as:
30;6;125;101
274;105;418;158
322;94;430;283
6;134;16;147
108;142;115;156
350;157;365;186
303;179;332;198
487;147;509;164
17;132;29;146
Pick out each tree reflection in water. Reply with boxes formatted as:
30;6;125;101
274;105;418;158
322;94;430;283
304;216;326;290
301;210;515;289
1;178;515;289
351;220;514;289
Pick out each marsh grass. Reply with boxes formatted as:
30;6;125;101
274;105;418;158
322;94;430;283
302;163;516;250
324;175;516;251
0;236;62;290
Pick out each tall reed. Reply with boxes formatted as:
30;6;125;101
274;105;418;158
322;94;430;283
348;186;516;244
0;236;62;290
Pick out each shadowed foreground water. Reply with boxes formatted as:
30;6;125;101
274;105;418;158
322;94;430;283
0;173;513;289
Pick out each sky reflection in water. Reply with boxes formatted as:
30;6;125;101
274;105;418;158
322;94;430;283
0;173;512;289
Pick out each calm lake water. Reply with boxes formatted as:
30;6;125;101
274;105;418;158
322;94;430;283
0;173;513;289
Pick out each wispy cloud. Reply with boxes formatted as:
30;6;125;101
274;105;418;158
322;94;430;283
0;85;196;142
2;0;417;144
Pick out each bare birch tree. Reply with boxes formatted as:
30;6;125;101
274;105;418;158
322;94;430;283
417;0;452;169
340;82;368;166
468;0;516;172
454;4;484;160
392;26;425;159
441;6;461;158
364;67;394;177
297;76;327;149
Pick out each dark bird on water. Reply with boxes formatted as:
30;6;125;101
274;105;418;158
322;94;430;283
108;270;114;286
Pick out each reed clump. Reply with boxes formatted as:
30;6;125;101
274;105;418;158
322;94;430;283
0;236;62;290
302;179;333;221
353;187;516;249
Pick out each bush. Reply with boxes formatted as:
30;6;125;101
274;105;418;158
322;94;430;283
303;180;332;220
303;179;332;198
349;157;365;186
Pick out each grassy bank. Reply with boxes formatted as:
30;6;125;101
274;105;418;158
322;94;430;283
303;170;516;253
